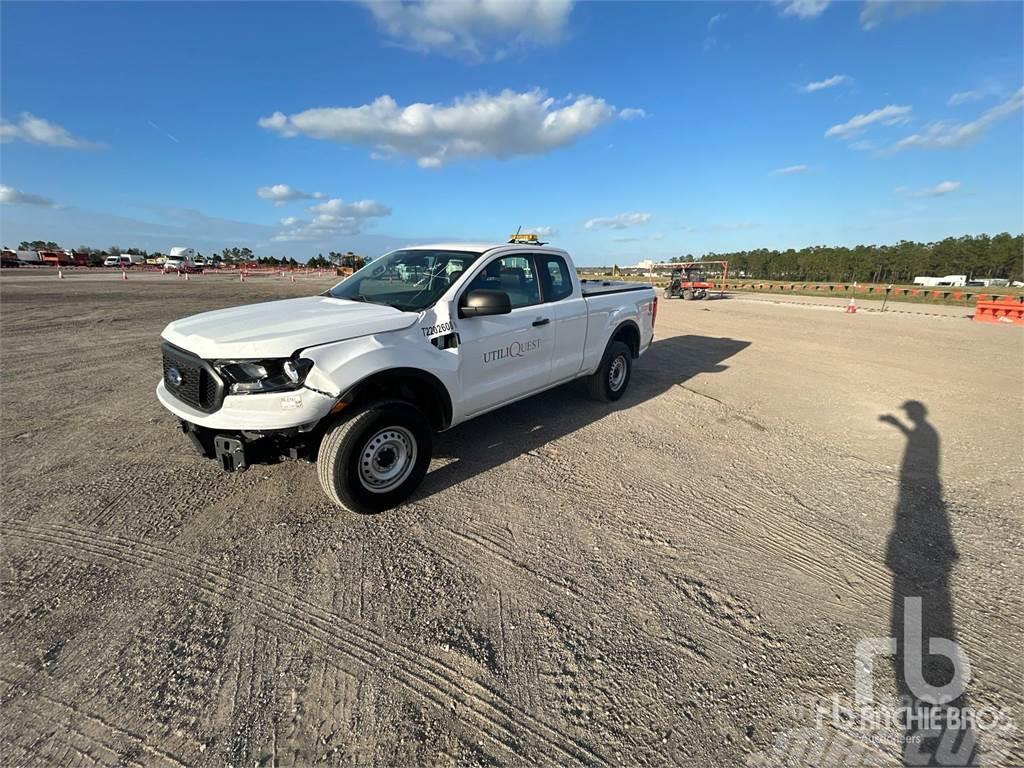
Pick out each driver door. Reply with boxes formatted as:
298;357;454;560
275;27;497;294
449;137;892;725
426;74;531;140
455;253;554;417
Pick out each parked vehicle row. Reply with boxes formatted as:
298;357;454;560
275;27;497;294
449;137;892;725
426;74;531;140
0;244;214;270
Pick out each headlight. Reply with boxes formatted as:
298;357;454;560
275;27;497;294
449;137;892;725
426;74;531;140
214;357;313;395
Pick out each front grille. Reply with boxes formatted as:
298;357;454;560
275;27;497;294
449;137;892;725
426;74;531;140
162;343;225;413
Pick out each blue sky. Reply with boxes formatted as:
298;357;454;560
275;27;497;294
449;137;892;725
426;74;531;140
1;0;1022;265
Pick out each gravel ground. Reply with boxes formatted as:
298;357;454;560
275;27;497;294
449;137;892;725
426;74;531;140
1;273;1021;767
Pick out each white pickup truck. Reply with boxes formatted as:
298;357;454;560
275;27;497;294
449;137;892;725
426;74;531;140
157;242;657;512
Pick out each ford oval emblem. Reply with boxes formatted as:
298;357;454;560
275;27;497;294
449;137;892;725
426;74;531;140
167;367;183;386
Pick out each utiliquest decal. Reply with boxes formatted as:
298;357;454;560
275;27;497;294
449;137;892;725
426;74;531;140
483;338;542;364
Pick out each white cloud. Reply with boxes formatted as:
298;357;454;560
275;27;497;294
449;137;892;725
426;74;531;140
260;89;634;168
825;104;912;139
361;0;574;59
771;164;811;175
775;0;831;20
896;180;961;198
860;0;935;30
801;74;850;93
584;212;652;230
618;108;646;121
0;113;104;149
948;83;1005;106
704;12;726;49
531;226;558;237
948;90;984;106
257;184;325;207
0;184;57;207
310;199;392;218
890;88;1023;152
273;198;392;242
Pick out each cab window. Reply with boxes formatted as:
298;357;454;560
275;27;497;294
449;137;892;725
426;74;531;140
538;255;574;302
466;254;540;309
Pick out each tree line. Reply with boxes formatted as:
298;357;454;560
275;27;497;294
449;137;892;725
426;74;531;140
683;233;1023;284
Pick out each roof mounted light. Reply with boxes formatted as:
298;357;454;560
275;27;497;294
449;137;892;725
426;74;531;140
508;232;548;246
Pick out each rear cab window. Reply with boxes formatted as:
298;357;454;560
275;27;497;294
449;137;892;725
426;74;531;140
537;254;574;302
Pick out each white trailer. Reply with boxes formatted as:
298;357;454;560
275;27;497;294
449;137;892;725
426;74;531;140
913;275;967;287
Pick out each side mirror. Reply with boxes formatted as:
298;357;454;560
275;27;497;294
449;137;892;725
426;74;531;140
459;289;512;318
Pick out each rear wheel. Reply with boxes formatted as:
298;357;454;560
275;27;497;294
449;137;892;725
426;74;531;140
317;400;432;513
587;340;633;402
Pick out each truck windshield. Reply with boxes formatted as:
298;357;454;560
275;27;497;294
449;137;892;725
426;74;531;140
326;249;483;312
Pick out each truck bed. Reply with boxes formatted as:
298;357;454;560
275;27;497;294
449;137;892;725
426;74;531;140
579;279;653;297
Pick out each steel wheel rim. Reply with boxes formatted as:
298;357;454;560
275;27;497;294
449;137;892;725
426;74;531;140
358;426;417;494
608;355;628;391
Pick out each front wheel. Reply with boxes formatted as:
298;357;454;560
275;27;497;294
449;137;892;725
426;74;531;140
317;401;433;513
587;340;633;402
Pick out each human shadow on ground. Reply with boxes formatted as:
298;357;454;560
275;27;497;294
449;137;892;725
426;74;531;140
880;401;976;767
418;334;751;499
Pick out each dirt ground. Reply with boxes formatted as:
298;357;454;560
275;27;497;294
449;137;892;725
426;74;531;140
1;272;1021;767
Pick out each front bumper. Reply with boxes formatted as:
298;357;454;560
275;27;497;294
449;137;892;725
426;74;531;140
157;379;336;431
180;420;322;471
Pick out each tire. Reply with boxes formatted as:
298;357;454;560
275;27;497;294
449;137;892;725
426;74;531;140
587;340;633;402
317;400;432;513
683;289;694;300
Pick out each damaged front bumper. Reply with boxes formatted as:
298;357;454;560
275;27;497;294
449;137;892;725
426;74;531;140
160;379;342;472
179;420;324;472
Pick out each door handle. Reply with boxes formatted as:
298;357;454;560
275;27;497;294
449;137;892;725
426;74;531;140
532;317;550;327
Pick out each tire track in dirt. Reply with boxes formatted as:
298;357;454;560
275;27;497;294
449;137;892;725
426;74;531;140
548;436;892;611
431;412;1021;698
4;523;529;762
416;509;723;667
2;520;609;767
0;669;187;767
424;514;587;601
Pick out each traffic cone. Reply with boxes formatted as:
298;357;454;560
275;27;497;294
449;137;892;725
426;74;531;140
846;297;857;314
121;269;128;281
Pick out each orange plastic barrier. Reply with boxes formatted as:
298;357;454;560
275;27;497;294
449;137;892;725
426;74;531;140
973;298;1024;326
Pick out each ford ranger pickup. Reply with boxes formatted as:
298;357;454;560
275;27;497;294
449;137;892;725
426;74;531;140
157;242;657;512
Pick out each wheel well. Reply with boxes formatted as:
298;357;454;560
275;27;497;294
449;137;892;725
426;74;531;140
341;368;452;431
612;321;641;358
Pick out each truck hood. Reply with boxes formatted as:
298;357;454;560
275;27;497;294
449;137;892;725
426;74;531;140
161;296;417;359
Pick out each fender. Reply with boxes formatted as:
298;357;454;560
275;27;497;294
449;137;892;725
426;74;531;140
301;330;460;428
581;304;642;374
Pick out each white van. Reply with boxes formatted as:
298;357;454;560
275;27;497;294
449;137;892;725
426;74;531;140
108;254;145;267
